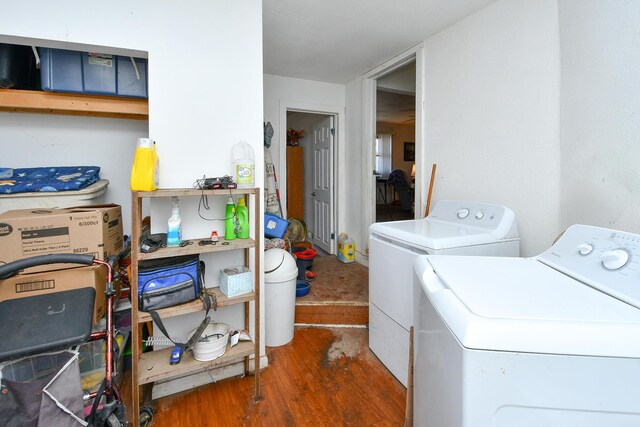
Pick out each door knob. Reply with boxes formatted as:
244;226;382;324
311;191;316;197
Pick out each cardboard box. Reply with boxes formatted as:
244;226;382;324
0;264;110;324
0;204;123;273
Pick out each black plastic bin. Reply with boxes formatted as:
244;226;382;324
291;247;318;280
0;43;39;90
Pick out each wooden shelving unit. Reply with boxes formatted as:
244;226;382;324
0;89;148;120
130;188;261;425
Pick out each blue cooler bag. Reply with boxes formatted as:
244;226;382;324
138;255;204;312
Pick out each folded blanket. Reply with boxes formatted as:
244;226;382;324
0;166;101;194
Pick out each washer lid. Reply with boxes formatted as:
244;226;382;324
370;218;516;251
418;255;640;357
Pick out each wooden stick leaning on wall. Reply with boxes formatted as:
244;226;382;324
424;164;437;217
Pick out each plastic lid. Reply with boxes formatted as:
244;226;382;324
264;248;298;281
238;198;246;207
292;247;317;259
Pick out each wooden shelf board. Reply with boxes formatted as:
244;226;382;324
138;340;254;385
0;89;148;120
134;188;258;198
136;237;255;260
137;287;254;324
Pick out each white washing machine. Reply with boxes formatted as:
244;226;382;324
413;224;640;426
368;200;520;386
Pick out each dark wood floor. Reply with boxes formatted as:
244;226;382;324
376;204;413;223
149;327;407;426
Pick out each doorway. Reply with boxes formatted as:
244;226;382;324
375;61;416;223
285;110;336;255
361;43;424;257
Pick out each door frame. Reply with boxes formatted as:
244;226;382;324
361;43;425;255
279;100;342;255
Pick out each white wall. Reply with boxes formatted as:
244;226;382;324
345;77;366;261
422;0;561;256
263;74;346;247
558;0;640;232
0;0;265;376
0;114;146;231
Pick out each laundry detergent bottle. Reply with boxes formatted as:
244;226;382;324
167;197;182;247
224;196;237;240
236;197;249;239
337;233;356;263
231;140;255;188
130;137;158;191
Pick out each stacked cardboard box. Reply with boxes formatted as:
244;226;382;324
0;204;123;324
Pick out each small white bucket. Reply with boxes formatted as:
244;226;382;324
189;323;230;362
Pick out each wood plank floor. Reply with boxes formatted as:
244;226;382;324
148;327;406;426
295;255;369;325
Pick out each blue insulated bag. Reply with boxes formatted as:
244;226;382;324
138;255;204;312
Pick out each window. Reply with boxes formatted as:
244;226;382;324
375;134;392;178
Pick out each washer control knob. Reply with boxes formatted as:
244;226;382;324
600;249;629;270
577;243;593;256
457;209;470;219
475;211;484;220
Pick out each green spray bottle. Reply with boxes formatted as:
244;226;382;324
236;197;249;239
224;196;237;240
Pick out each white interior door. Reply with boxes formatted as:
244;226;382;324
311;116;334;253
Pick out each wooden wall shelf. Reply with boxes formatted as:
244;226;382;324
0;89;148;120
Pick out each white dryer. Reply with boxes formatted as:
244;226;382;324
413;224;640;426
368;200;519;386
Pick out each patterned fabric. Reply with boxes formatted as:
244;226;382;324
0;166;100;194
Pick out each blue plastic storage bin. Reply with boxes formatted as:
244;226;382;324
264;213;290;238
39;48;148;98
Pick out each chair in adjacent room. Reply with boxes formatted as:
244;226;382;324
387;169;414;213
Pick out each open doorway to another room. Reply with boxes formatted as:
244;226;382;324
374;61;416;223
284;109;368;325
285;111;335;255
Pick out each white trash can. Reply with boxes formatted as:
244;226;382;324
264;248;298;347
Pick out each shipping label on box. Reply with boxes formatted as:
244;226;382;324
0;204;123;273
0;264;109;324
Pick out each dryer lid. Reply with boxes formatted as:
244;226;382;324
417;255;640;357
370;218;517;251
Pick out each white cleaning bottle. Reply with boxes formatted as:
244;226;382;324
167;196;182;247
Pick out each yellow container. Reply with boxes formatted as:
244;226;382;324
337;233;355;263
130;138;158;191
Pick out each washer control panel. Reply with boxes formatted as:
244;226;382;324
428;200;515;233
538;224;640;309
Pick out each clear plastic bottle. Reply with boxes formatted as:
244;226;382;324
130;138;158;191
236;197;249;239
167;197;182;246
231;140;255;188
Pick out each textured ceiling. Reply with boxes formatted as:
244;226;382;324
263;0;499;84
